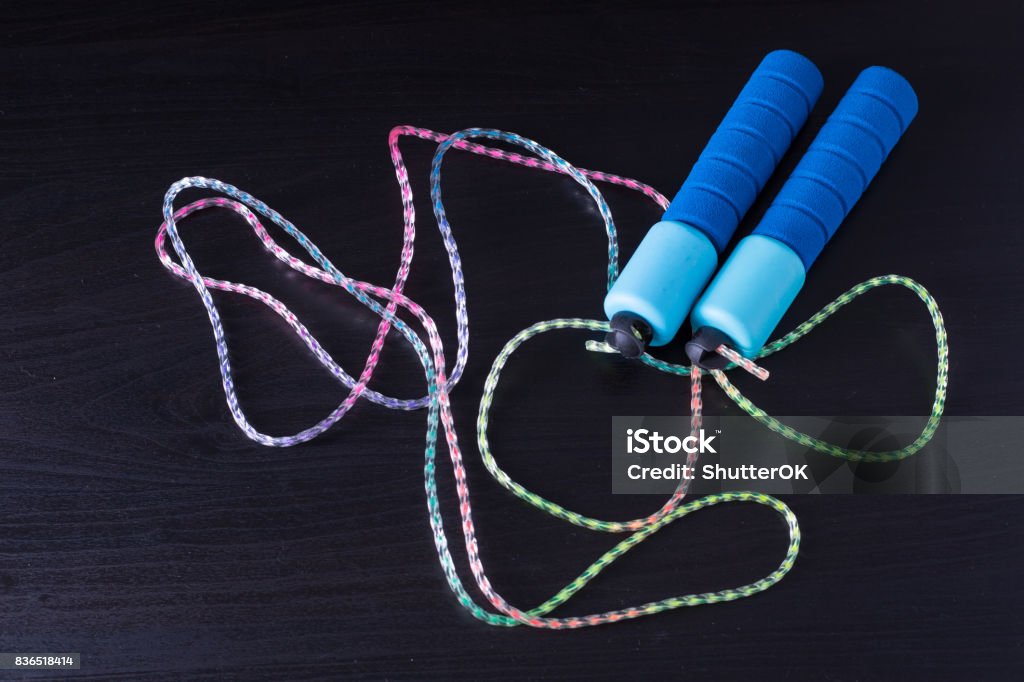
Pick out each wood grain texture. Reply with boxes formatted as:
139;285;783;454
0;0;1022;679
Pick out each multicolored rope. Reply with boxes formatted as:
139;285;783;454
715;344;770;381
714;275;948;462
156;126;946;627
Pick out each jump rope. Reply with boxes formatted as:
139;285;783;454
155;51;948;628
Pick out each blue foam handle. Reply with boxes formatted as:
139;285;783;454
662;50;824;253
753;66;919;269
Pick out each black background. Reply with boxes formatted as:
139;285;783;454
2;1;1022;679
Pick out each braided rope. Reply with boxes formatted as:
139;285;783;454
156;126;945;627
714;275;948;462
715;344;770;381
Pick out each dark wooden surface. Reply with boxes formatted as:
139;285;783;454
1;1;1022;679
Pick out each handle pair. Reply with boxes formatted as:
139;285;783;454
604;50;823;355
687;66;918;366
602;51;917;362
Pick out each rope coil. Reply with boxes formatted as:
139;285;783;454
156;126;947;628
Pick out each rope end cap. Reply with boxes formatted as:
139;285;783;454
686;327;733;370
605;312;652;359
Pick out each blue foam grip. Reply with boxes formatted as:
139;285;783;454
754;66;919;270
662;50;824;253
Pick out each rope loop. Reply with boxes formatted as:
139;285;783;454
156;127;945;627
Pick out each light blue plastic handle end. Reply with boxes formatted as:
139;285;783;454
603;221;717;346
690;235;805;357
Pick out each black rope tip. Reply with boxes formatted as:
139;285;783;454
605;313;652;359
685;327;733;370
